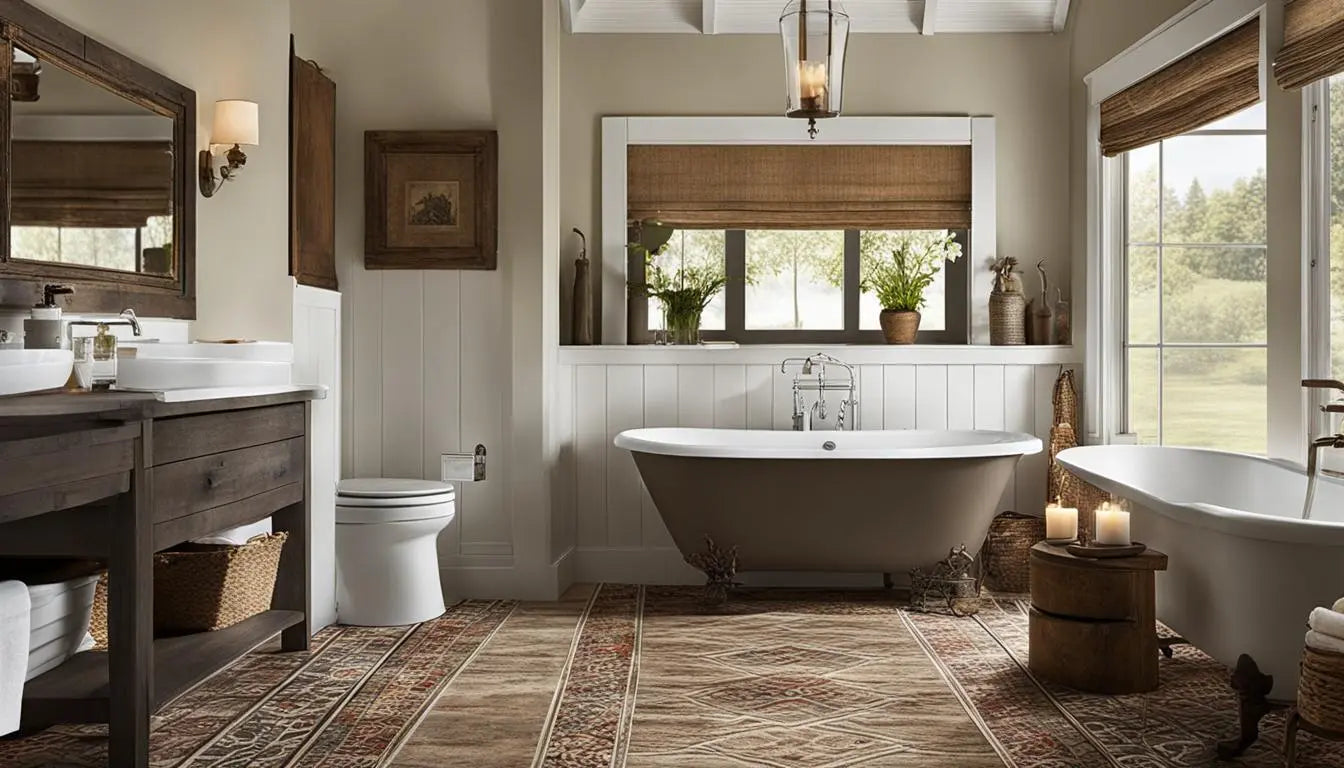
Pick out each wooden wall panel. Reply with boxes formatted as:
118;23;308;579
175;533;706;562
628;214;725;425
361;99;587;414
1004;365;1036;514
643;366;679;547
947;366;976;430
458;271;508;548
575;365;608;547
915;365;949;430
859;365;883;430
677;366;716;428
745;365;774;429
882;365;917;429
380;272;424;479
606;366;645;547
713;365;747;428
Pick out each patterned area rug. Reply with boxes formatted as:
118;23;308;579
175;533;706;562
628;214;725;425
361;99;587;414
534;586;1344;768
0;600;514;768
536;585;1003;768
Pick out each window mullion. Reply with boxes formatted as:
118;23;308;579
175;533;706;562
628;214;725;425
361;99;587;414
725;230;746;339
843;230;860;337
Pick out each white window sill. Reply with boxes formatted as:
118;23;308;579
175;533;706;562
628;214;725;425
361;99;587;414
557;344;1080;366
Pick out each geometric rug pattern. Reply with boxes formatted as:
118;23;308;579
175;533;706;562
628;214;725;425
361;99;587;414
0;600;515;768
7;587;1344;767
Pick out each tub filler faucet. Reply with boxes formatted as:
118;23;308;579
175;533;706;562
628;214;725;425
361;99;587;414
781;353;857;431
1301;379;1344;519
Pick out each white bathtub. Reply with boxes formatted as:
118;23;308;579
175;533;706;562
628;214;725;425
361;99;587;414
1057;444;1344;699
616;428;1042;575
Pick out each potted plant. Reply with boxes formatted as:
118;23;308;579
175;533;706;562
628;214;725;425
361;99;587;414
630;249;726;345
861;232;962;344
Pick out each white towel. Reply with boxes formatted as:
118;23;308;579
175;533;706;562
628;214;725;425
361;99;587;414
191;517;271;547
1309;606;1344;640
1333;597;1344;614
0;580;31;736
1308;629;1344;655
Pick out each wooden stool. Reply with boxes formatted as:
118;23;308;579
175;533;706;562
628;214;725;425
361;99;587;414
1028;541;1169;694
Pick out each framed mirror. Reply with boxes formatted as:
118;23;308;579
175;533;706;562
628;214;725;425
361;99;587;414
0;0;196;317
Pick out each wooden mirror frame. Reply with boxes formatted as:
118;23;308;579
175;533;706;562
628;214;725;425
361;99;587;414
0;0;196;317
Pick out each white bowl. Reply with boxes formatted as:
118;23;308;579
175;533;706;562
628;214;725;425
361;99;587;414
0;349;74;396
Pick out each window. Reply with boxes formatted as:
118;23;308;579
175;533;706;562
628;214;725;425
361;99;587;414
10;216;174;274
1326;74;1344;383
642;228;970;344
1122;103;1267;453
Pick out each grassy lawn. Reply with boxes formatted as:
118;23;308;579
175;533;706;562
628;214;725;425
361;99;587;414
1128;353;1266;454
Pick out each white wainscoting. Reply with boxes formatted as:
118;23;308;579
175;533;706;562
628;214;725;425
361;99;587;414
341;269;512;582
554;354;1075;584
292;284;341;630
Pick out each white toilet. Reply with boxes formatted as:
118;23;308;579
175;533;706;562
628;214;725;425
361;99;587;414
335;478;456;626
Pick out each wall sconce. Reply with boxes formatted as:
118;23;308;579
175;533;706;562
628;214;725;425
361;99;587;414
199;99;259;198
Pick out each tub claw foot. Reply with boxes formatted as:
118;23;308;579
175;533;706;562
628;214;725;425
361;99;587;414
1215;654;1275;760
686;536;738;603
1158;636;1188;659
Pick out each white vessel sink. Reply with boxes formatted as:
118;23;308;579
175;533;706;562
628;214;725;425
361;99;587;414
0;349;74;396
116;357;291;391
118;340;293;363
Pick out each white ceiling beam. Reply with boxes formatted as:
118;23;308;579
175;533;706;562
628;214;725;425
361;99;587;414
1053;0;1072;33
922;0;940;35
702;0;717;34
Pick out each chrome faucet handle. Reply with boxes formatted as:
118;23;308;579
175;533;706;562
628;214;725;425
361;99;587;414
118;308;142;336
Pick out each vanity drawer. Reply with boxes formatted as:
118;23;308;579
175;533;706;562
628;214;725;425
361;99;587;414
0;424;137;508
152;437;305;523
152;403;305;467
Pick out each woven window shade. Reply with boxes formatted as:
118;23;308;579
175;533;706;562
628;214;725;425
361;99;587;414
626;144;971;230
1099;20;1260;158
1276;0;1344;90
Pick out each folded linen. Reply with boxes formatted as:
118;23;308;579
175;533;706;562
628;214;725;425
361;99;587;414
1334;597;1344;614
1310;606;1344;640
1307;629;1344;654
191;517;271;547
0;580;31;736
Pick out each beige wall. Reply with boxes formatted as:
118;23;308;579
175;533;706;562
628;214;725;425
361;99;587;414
561;31;1073;342
29;0;294;341
291;0;561;599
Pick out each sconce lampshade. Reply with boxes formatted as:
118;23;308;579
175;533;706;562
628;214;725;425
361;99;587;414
779;0;849;137
212;99;259;147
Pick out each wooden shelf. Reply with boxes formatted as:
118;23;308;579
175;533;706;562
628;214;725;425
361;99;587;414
21;609;303;728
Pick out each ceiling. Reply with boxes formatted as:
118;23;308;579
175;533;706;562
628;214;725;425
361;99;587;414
562;0;1072;35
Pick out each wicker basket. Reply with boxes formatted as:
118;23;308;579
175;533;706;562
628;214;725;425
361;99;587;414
1300;645;1344;732
90;532;287;641
1052;369;1079;428
989;292;1027;346
982;512;1044;593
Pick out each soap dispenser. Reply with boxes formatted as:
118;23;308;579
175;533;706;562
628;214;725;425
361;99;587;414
23;284;73;349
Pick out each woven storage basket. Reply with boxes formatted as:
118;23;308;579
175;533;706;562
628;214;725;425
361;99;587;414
90;532;287;640
1053;369;1079;428
155;532;287;634
983;512;1044;593
989;292;1027;345
1299;646;1344;732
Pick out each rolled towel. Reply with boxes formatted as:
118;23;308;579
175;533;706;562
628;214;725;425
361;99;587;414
1309;606;1344;640
1308;629;1344;655
0;580;31;736
1334;597;1344;614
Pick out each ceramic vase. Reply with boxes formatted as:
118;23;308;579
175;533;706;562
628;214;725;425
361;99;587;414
879;309;920;344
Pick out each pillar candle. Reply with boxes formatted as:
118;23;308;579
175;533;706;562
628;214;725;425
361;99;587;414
1094;502;1131;546
1045;497;1078;541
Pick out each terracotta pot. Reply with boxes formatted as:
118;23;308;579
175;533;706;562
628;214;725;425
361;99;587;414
879;309;920;344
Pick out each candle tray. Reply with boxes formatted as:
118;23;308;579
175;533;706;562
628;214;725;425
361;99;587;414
1066;541;1146;559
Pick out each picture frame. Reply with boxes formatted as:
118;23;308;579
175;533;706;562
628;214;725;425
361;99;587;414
364;130;497;270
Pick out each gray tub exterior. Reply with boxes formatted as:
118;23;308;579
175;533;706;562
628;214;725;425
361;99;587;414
631;451;1022;574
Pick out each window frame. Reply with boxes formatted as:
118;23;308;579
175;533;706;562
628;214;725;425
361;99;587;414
635;228;970;344
600;116;997;345
1119;118;1269;446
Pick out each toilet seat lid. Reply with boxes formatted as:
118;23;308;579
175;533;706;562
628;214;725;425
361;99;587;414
338;478;453;499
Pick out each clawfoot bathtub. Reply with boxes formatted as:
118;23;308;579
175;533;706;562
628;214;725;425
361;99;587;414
614;428;1042;576
1058;444;1344;700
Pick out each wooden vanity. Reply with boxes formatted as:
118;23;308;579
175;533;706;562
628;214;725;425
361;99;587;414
0;387;320;767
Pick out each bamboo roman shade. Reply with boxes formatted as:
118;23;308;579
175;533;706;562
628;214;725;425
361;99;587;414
1276;0;1344;90
1099;19;1260;157
626;144;972;230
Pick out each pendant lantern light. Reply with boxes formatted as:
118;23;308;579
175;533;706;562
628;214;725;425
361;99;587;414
779;0;849;139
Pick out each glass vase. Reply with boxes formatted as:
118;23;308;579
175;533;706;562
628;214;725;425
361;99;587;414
665;309;702;345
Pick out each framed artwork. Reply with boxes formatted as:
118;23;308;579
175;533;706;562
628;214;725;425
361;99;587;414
364;130;497;269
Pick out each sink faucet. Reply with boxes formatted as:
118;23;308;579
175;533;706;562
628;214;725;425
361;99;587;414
67;308;142;345
781;353;857;431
